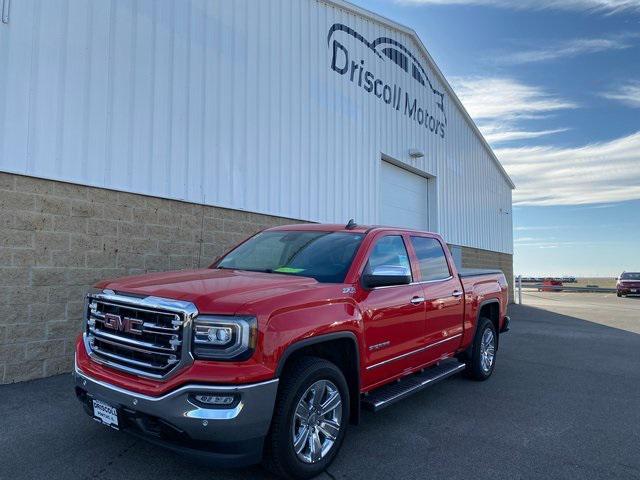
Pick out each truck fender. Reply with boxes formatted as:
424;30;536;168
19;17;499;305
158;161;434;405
275;331;360;376
465;298;501;354
275;331;361;425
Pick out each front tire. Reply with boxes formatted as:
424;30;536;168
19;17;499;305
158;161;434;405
466;317;498;381
263;356;350;479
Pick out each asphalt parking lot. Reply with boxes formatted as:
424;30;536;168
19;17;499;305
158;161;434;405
2;294;639;480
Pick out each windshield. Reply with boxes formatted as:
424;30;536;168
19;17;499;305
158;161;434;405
621;272;640;280
216;231;364;283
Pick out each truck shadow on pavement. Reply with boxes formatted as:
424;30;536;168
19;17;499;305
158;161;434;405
1;304;639;480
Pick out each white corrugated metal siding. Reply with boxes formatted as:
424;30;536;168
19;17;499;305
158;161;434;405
0;0;513;254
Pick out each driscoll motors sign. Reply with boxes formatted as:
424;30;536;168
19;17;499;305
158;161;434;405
327;23;447;139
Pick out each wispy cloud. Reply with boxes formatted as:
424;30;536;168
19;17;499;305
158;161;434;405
480;124;569;143
452;77;577;120
514;236;543;242
498;35;636;64
602;81;640;107
514;225;566;231
515;240;627;248
495;132;640;205
451;77;575;145
396;0;640;14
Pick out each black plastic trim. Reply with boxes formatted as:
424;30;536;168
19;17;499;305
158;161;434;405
469;298;501;343
276;331;361;424
500;315;511;333
125;428;265;468
276;331;359;376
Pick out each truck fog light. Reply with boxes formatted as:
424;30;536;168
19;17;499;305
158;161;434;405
193;393;238;407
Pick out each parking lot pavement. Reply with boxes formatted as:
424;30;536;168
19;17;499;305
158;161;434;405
521;290;640;334
2;297;639;480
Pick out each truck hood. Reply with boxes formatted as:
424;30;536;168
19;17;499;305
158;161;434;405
96;268;321;314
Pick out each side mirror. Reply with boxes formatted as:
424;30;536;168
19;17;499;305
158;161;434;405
362;265;412;289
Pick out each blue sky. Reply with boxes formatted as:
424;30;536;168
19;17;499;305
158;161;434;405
353;0;640;277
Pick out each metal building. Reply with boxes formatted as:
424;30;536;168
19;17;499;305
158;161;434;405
0;0;514;382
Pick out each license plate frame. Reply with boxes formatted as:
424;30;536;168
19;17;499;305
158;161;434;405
92;399;120;429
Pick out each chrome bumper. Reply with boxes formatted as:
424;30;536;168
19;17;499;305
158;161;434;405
73;365;278;465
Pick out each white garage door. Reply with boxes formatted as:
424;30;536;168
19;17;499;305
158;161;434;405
380;161;428;230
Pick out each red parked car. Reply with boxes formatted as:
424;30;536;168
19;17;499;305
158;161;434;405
74;223;509;479
617;272;640;297
538;278;563;292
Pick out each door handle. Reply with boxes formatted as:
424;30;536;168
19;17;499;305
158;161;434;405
452;290;463;298
410;296;425;305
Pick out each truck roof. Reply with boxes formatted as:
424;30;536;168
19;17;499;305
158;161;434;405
266;223;439;236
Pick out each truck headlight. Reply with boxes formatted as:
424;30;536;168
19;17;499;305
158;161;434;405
192;316;257;360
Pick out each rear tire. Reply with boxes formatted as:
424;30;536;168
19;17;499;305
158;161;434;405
263;356;350;479
465;317;497;381
617;292;622;297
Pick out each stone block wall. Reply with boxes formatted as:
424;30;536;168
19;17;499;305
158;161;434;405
0;173;298;383
458;245;514;301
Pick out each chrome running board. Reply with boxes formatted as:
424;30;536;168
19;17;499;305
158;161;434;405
362;358;466;412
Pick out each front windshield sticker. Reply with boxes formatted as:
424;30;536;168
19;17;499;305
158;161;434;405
274;267;306;274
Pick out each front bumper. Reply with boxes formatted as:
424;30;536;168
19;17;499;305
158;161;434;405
73;365;278;467
618;286;640;295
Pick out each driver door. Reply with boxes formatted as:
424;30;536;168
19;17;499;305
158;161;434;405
359;234;429;389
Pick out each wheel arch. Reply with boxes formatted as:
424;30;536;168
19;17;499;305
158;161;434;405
463;298;501;357
276;332;361;425
477;298;500;336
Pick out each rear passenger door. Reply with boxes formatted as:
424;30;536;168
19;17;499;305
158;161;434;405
409;236;465;361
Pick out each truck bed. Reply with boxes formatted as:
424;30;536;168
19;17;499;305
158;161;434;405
458;268;504;278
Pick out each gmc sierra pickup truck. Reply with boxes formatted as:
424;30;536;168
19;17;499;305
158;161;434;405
74;222;510;479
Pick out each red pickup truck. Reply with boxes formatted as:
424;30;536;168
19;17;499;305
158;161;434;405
74;223;509;479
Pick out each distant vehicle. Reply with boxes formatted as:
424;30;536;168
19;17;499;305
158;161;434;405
617;272;640;297
521;276;575;284
539;278;563;292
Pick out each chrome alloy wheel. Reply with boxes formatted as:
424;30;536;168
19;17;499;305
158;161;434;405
291;379;342;464
480;329;496;373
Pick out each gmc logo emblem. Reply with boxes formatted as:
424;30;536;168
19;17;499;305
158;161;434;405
103;313;143;335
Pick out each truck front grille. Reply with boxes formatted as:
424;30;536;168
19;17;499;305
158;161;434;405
84;293;197;379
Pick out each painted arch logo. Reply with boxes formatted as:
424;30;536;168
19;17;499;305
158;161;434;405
327;23;447;139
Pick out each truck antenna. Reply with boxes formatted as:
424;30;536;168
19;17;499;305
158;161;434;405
345;219;358;230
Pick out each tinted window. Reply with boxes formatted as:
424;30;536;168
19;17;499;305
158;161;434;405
410;237;450;281
216;231;364;283
366;236;411;277
621;272;640;280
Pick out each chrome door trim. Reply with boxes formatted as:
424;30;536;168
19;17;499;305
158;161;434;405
366;333;463;370
370;275;454;291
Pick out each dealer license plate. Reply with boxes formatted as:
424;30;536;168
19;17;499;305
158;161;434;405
93;399;119;429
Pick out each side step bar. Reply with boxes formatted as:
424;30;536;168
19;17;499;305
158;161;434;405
362;358;466;412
